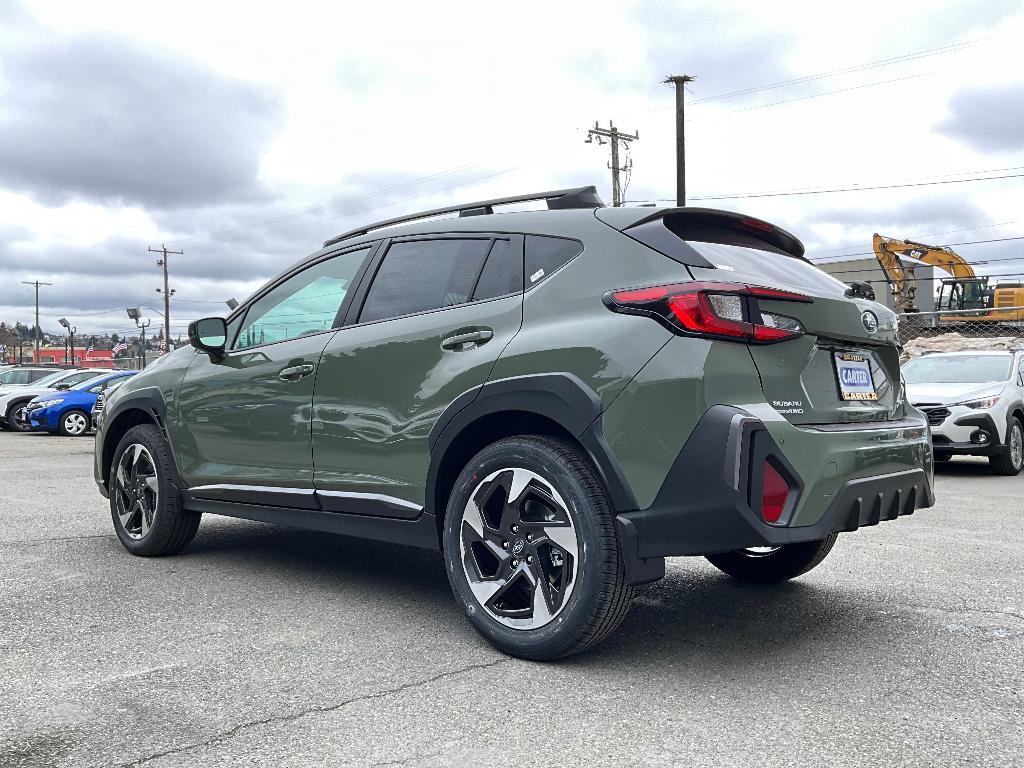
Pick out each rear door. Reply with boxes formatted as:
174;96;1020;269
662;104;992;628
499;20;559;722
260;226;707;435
312;234;524;513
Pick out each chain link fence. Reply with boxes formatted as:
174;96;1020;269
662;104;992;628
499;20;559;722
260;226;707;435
898;308;1024;360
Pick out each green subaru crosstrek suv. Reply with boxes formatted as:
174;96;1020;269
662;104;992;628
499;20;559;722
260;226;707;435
95;186;934;659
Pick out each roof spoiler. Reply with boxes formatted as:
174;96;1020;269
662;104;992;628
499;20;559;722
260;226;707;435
623;208;807;265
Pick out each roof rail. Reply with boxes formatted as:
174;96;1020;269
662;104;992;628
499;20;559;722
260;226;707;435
323;186;605;247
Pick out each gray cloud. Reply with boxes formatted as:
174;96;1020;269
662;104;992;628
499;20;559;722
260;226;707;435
805;195;991;237
0;34;285;208
627;0;795;101
936;82;1024;152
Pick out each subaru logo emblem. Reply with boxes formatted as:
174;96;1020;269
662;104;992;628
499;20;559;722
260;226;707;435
861;310;879;333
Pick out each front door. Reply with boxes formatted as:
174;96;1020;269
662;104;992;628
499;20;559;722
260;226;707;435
312;234;524;514
175;245;373;501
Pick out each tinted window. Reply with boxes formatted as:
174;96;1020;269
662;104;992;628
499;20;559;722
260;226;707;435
234;247;370;350
525;235;583;288
27;369;52;382
360;239;491;323
472;239;523;301
689;241;848;296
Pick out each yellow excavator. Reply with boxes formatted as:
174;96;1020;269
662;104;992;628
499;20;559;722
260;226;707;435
871;233;1024;323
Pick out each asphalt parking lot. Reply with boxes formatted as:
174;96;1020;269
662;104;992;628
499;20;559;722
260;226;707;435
1;430;1021;768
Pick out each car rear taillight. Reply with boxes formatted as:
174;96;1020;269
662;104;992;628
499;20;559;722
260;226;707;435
761;461;789;524
603;281;811;344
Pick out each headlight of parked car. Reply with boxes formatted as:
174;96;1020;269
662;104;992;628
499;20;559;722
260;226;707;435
958;395;1000;409
36;398;65;409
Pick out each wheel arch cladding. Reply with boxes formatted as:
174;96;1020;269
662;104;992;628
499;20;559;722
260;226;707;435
425;373;640;540
101;389;177;489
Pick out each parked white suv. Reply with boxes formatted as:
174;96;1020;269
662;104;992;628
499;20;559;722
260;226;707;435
903;350;1024;475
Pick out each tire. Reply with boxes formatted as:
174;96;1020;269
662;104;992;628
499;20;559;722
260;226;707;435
933;450;952;463
57;409;91;437
110;424;201;556
443;435;634;660
705;533;839;583
989;418;1024;476
5;401;31;432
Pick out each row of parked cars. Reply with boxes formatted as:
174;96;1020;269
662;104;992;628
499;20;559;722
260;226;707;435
0;365;136;435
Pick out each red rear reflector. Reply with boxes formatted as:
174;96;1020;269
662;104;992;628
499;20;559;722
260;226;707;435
761;461;789;523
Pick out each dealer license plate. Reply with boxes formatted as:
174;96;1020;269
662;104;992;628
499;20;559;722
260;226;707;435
834;352;877;401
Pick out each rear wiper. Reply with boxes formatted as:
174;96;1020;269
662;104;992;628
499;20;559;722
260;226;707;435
845;281;876;301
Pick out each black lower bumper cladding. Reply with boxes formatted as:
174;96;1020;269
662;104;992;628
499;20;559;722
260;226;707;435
615;405;934;584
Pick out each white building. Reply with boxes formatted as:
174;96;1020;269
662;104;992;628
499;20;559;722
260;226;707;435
815;255;936;313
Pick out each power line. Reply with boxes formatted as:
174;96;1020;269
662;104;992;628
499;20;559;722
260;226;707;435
643;39;981;113
810;219;1024;256
630;169;1024;204
689;71;936;123
811;236;1024;277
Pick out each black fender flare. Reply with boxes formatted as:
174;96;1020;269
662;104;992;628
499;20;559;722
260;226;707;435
425;372;639;518
99;387;185;489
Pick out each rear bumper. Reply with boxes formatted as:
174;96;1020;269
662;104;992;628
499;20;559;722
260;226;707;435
615;405;934;584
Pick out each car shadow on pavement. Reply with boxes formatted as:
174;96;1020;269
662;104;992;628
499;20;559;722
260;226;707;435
181;517;884;668
933;460;999;477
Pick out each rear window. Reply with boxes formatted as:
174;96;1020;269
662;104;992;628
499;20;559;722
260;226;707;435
902;355;1012;384
689;242;848;295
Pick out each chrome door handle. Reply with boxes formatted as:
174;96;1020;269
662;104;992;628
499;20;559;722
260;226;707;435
441;329;494;350
278;363;315;381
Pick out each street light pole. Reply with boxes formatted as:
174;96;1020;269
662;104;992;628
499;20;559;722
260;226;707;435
58;317;76;366
126;307;151;369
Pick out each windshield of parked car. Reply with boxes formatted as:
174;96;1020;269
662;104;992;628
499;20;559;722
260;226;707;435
902;355;1012;384
29;370;72;387
71;375;117;391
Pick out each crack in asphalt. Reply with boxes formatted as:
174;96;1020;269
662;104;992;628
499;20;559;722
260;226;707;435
120;658;509;767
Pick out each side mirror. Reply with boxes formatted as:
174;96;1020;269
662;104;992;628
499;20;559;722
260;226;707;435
55;383;71;391
188;317;228;360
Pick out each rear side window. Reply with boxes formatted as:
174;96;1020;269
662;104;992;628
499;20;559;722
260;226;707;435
360;239;491;323
525;235;582;288
472;239;523;301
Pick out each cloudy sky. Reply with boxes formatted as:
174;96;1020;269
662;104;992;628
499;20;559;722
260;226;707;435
1;0;1022;338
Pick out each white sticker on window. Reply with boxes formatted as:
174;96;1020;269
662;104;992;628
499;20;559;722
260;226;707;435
714;263;736;271
530;268;545;283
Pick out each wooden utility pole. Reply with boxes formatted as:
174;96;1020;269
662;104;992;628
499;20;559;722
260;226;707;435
21;280;52;361
664;74;695;206
149;245;181;353
585;120;639;206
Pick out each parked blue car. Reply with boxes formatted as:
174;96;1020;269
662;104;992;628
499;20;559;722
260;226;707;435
25;371;138;436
